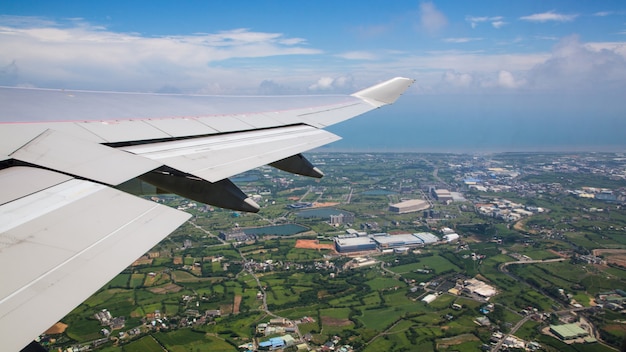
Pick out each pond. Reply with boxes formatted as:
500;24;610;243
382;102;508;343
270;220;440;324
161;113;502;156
242;224;309;236
231;175;260;183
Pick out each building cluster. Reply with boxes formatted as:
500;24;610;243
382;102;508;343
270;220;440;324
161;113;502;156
256;318;297;336
244;258;336;273
475;198;544;222
219;230;256;242
460;155;626;206
440;227;460;242
334;231;440;253
461;278;497;299
573;187;624;202
489;333;541;351
345;257;378;269
439;277;497;301
252;318;311;351
329;212;355;225
595;289;626;311
94;309;125;330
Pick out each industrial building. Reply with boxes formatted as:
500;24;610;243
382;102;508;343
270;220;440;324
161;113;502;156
549;323;588;340
388;199;430;214
462;278;497;298
432;189;453;202
259;336;286;350
422;294;438;304
335;232;439;253
334;237;377;253
375;233;437;248
373;232;439;249
414;232;439;244
375;234;424;248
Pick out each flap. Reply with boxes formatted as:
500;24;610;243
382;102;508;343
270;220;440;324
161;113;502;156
10;129;162;186
121;125;341;183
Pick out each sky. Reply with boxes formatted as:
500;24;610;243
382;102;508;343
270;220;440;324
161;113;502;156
1;1;626;152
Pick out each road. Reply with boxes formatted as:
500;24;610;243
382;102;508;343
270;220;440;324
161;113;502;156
345;187;353;204
234;246;304;341
499;257;567;272
491;257;608;351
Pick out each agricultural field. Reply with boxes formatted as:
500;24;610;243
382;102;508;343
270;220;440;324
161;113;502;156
44;152;626;352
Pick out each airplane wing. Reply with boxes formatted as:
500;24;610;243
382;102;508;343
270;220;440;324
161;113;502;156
0;77;413;351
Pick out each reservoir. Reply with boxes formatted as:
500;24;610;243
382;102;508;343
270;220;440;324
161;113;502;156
242;224;309;236
231;175;260;183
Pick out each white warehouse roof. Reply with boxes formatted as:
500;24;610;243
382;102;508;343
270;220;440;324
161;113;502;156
414;232;439;243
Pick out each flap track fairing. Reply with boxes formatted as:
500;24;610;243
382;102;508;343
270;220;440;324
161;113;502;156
268;153;324;178
139;168;260;213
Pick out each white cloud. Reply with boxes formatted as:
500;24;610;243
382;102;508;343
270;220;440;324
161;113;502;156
444;37;482;43
527;35;626;90
308;75;354;91
0;17;323;92
497;70;524;88
593;11;613;17
492;21;506;29
2;16;625;96
466;16;504;29
520;11;578;23
418;2;447;34
336;51;379;60
442;70;473;87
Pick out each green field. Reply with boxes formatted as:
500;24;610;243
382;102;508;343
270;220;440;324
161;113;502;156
123;336;164;352
49;152;626;352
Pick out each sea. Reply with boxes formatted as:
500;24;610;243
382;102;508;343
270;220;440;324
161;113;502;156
324;93;626;154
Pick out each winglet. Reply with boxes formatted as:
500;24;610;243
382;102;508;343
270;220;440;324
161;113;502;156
351;77;414;107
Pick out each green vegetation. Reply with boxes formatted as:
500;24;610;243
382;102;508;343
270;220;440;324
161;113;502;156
48;152;626;352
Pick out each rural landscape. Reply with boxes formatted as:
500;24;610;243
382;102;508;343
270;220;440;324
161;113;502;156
42;152;626;352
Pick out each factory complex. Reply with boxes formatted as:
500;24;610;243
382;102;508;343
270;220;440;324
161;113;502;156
334;232;440;253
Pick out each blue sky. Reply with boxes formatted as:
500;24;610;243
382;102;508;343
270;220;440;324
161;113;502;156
1;1;625;151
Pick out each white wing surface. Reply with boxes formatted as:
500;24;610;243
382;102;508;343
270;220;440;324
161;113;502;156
0;77;413;351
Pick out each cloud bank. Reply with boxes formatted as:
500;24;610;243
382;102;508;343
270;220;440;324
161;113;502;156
1;15;626;96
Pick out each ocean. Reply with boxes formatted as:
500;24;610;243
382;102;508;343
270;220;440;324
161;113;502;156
324;93;626;153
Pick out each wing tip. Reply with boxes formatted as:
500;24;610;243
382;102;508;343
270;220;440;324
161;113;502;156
351;77;415;107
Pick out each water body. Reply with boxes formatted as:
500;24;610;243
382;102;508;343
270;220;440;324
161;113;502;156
325;94;626;153
231;175;259;183
242;224;308;236
296;207;352;218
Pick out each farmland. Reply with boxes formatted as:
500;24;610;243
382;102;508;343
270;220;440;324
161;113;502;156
44;152;626;351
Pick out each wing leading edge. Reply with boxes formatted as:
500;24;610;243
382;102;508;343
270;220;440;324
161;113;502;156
0;77;413;351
